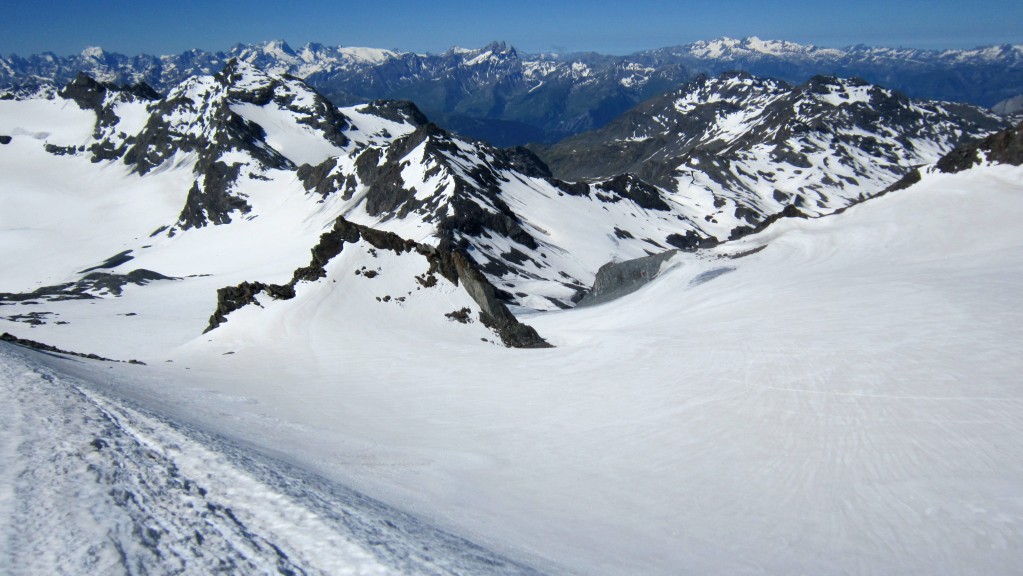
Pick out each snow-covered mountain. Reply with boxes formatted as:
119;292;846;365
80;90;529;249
0;61;573;350
642;36;1023;108
535;72;1007;246
3;37;1021;145
0;59;1011;355
3;116;1022;575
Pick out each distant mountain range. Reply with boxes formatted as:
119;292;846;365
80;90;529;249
2;37;1021;145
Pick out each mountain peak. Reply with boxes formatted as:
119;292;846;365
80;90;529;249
483;40;513;53
335;46;399;64
217;58;270;86
686;36;814;59
448;41;518;58
80;46;106;59
262;39;295;56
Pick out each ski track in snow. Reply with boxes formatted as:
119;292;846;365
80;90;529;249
0;345;542;576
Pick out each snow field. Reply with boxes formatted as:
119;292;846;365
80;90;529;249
122;162;1023;575
0;345;542;575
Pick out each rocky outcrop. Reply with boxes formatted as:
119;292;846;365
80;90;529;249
0;269;178;303
665;230;717;252
1;332;145;364
592;174;671;211
357;100;429;127
58;73;122;113
296;158;354;199
177;162;252;228
58;73;161;163
936;122;1023;173
438;250;550;348
727;204;809;241
204;281;295;333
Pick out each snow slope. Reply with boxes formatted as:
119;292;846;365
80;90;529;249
0;344;541;575
5;160;1021;575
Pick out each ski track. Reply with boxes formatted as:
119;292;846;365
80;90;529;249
0;345;542;576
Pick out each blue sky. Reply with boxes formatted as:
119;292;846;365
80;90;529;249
3;0;1021;57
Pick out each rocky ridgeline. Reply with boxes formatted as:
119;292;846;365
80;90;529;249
205;216;551;348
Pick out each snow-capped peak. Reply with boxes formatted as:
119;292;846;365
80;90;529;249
335;46;398;64
261;39;296;58
687;36;819;59
80;46;106;59
449;41;518;64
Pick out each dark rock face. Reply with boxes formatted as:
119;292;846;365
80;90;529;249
445;307;472;323
443;250;550;348
44;144;81;156
0;135;11;145
297;158;349;199
592;174;671;211
665;230;716;252
177;162;251;229
577;250;678;308
936;122;1023;173
492;146;553;179
878;168;923;195
358;100;430;127
58;73;112;111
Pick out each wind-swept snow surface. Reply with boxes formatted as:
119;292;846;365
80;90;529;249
0;345;540;575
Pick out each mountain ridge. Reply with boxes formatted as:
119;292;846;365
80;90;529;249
3;36;1020;145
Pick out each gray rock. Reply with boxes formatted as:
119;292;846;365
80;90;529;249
577;250;677;308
